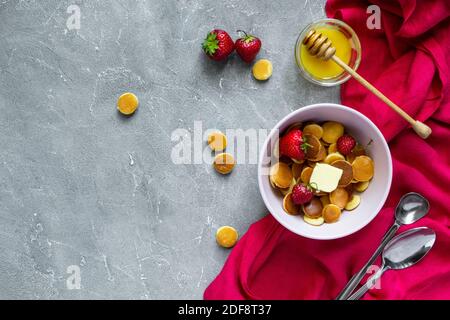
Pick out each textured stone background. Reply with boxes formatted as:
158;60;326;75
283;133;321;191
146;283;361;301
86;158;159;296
0;0;338;299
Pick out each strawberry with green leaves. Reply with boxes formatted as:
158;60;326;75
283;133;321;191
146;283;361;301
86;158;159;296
291;183;315;205
337;135;356;155
235;30;261;63
279;129;309;161
202;29;234;61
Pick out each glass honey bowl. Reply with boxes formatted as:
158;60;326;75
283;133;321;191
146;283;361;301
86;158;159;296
295;18;361;86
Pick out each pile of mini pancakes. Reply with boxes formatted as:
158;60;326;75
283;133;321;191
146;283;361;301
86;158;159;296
269;121;375;226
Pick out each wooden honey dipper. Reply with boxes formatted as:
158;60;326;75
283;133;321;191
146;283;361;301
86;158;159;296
303;29;432;139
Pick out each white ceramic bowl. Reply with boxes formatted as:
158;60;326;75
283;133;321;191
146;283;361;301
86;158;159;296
258;103;392;240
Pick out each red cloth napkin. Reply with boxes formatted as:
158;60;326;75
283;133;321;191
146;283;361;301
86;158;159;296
204;0;450;300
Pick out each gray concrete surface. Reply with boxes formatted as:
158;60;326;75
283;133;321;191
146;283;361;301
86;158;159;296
0;0;338;299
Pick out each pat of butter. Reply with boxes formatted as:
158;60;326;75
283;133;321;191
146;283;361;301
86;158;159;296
310;163;343;193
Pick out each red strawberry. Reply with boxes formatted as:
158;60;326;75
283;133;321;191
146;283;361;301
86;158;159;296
291;183;314;205
202;29;234;61
235;30;261;63
279;129;308;161
337;135;356;155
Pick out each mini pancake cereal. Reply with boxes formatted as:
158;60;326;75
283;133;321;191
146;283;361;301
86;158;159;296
117;92;139;115
328;143;338;154
270;162;293;188
330;188;349;209
302;198;323;219
269;120;374;228
345;195;361;211
355;181;370;192
283;193;300;215
300;166;313;184
213;153;235;174
322;121;344;144
331;160;353;187
252;59;273;81
352;155;374;182
323;204;341;223
324;152;344;164
303;124;323;139
216;226;239;248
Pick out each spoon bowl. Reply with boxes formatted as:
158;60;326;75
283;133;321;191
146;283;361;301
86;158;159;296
384;227;436;270
395;193;430;225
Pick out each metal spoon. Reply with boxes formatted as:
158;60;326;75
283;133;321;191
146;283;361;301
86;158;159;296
336;192;429;299
348;227;436;300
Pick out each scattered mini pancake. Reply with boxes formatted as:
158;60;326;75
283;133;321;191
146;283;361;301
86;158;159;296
304;134;321;160
300;166;313;184
322;121;344;144
283;193;300;215
216;226;239;248
347;144;366;163
292;162;303;179
355;181;370;192
213;153;235;174
330;188;349;209
252;59;273;81
320;195;330;207
324;152;345;165
270;162;293;188
345;195;361;211
303;215;324;226
303;124;323;139
207;131;227;151
302;198;323;219
331;160;353;187
309;143;327;161
328;143;337;154
352;155;374;182
322;204;341;223
117;92;139;115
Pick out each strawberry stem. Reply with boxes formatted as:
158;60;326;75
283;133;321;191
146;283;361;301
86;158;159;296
237;30;248;37
237;30;254;43
301;142;313;152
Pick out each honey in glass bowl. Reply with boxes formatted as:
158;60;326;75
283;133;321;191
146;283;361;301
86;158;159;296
295;19;361;86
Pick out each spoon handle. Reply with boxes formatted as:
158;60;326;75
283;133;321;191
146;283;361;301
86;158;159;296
347;266;387;300
336;223;400;300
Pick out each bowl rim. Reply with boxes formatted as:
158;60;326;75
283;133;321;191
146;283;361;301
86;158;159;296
257;103;393;240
